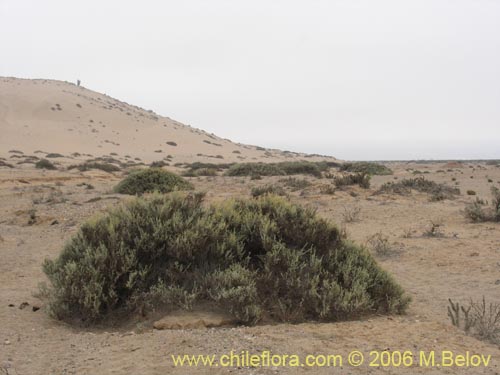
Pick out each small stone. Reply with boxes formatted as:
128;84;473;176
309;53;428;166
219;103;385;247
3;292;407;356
4;340;11;345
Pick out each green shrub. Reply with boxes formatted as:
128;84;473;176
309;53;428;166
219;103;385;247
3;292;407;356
226;163;286;177
340;162;392;175
334;173;371;189
35;159;57;170
41;193;410;325
68;162;120;173
114;168;193;195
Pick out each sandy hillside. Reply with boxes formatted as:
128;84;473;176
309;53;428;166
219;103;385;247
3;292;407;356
0;77;335;165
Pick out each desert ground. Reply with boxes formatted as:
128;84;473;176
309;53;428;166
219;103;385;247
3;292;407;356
1;78;500;375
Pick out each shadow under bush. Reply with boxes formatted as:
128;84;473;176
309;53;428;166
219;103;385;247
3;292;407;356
41;193;410;325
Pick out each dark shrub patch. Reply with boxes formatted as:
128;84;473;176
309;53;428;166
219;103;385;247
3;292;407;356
114;168;193;195
45;153;65;158
68;162;120;173
226;161;330;178
340;162;392;175
35;159;57;170
41;193;410;325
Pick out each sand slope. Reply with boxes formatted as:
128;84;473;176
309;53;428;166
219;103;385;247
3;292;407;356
0;77;335;164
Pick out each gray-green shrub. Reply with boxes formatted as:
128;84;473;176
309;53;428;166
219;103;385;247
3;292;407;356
114;168;193;195
340;162;392;175
35;159;57;170
41;193;410;325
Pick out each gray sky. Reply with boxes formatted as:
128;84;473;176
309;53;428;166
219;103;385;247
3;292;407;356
1;0;499;160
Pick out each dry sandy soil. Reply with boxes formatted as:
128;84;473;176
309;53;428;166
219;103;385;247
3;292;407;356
1;78;500;374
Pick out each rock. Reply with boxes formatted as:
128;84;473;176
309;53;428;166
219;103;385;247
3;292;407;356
153;310;235;330
31;301;42;312
4;339;11;345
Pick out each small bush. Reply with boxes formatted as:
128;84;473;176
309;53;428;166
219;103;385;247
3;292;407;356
448;297;500;345
367;233;398;258
464;187;500;222
334;173;371;189
467;190;476;195
68;162;120;173
114;168;193;195
41;193;409;325
251;184;287;198
166;141;177;146
35;159;57;170
423;221;444;237
340;162;392;175
319;184;336;195
342;206;361;223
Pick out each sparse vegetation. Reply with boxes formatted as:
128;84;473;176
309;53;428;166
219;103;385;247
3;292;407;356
41;193;409;325
342;206;361;223
334;173;371;189
0;160;15;168
367;233;398;258
467;190;476;195
377;177;460;201
423;221;444;237
448;297;500;345
250;184;287;197
114;168;193;195
319;184;336;195
278;177;311;191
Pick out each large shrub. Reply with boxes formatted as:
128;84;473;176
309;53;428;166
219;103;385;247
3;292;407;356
41;193;410;325
114;168;193;195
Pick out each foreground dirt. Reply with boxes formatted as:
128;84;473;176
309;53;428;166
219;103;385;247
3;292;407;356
1;162;500;374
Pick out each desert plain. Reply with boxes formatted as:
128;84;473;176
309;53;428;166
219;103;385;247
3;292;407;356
1;78;500;374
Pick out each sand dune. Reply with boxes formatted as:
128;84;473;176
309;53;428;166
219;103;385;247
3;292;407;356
0;77;336;164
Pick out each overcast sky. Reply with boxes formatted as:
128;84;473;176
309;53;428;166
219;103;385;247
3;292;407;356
1;0;499;160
